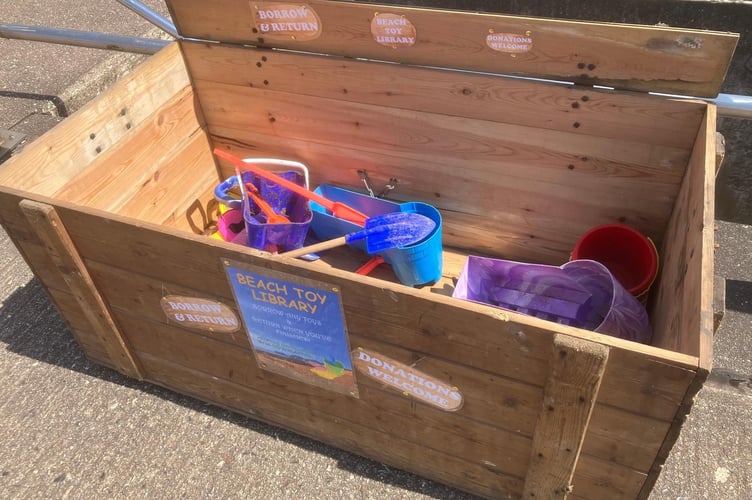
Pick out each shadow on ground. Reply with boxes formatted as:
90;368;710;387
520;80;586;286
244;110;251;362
0;277;477;500
726;279;752;315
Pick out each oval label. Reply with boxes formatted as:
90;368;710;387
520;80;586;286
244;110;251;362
353;348;463;411
161;295;240;334
253;3;322;41
371;13;416;49
486;31;533;53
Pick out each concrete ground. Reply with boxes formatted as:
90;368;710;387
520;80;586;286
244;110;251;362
1;1;750;499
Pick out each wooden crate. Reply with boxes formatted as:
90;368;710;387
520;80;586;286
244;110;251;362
0;1;738;498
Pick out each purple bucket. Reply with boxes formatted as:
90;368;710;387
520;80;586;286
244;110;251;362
241;170;312;253
452;256;652;344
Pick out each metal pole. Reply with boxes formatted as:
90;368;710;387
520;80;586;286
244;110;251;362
0;24;169;55
713;93;752;120
651;92;752;120
114;0;179;38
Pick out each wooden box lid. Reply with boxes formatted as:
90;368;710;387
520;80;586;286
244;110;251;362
166;0;738;98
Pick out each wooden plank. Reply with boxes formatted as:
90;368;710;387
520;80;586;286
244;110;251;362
89;259;545;438
18;200;144;380
138;350;525;498
45;288;113;363
125;308;645;498
0;228;111;362
0;188;700;422
167;0;738;97
697;108;717;373
182;41;707;150
581;404;670;474
572;455;646;499
0;43;189;197
83;254;672;472
44;201;697;420
209;129;677;262
53;86;206;214
87;259;254;350
637;108;717;499
0;193;78;294
715;132;726;175
714;275;726;334
87;252;669;472
649;107;715;364
116;308;535;478
523;334;609;499
114;129;218;227
0;193;116;363
199;81;691;186
200;73;688;259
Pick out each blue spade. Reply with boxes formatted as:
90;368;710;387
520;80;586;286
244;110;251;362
284;211;436;259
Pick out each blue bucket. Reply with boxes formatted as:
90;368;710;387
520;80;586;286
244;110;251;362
383;202;443;286
309;185;443;286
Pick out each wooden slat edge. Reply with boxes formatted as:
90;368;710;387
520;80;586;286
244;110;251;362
699;106;717;373
523;334;609;499
18;199;144;380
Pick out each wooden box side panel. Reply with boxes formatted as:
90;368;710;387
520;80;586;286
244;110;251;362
21;199;701;498
167;0;738;97
0;41;217;368
0;43;192;199
183;42;704;264
51;85;216;231
649;107;716;364
0;194;113;366
635;107;716;499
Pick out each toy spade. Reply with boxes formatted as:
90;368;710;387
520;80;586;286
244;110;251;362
284;212;436;259
244;181;290;224
214;148;369;226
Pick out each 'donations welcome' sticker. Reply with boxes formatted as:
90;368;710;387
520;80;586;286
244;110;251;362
486;30;533;54
371;13;416;48
223;259;358;398
252;3;322;41
353;348;463;411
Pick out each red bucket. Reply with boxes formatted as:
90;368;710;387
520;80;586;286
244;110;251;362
571;224;659;301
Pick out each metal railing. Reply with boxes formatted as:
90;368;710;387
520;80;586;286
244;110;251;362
0;0;174;55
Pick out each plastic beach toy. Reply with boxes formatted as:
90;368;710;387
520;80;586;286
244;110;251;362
453;256;652;344
240;170;312;253
572;223;659;301
213;170;311;252
284;211;436;258
308;184;443;286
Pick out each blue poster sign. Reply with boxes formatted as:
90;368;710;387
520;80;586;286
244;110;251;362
223;259;358;397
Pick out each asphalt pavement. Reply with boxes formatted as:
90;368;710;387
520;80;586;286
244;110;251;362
1;1;751;499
